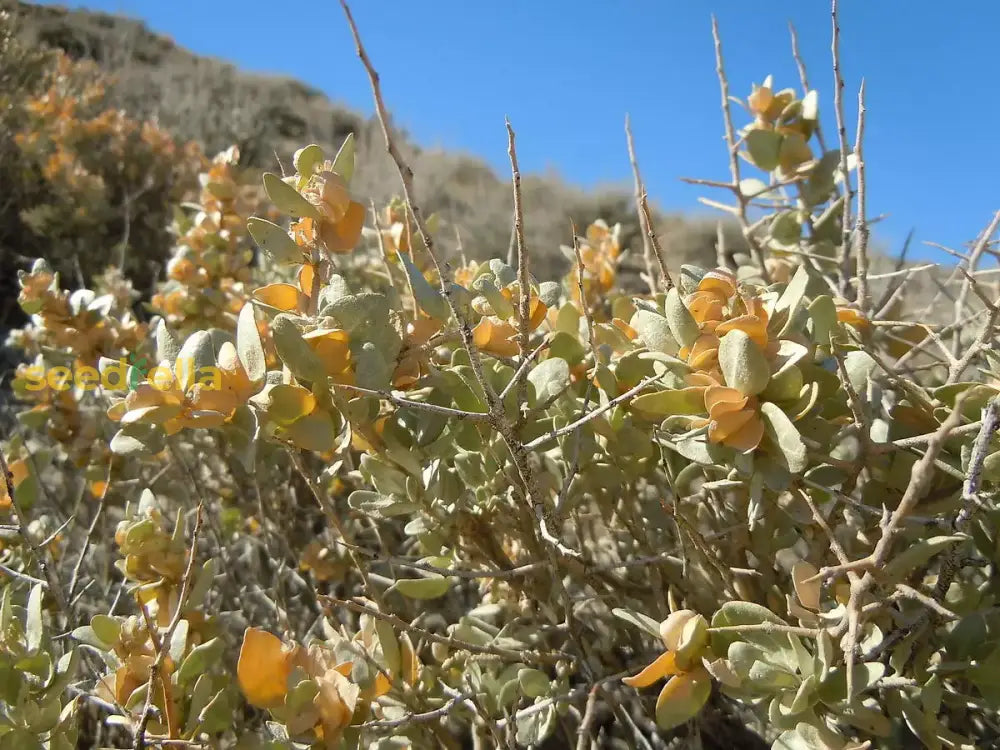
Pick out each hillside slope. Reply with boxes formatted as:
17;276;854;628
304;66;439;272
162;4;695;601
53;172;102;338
9;0;735;280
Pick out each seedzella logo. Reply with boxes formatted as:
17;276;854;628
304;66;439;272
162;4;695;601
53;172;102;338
126;353;150;389
20;353;225;393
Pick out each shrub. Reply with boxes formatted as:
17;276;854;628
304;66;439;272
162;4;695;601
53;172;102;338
2;4;999;750
0;9;201;317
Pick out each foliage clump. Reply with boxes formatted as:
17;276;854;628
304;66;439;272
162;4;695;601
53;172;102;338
2;5;1000;750
0;10;201;307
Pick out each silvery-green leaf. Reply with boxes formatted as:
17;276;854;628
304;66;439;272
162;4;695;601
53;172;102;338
293;143;325;178
665;287;699;348
236;304;266;385
517;668;550;698
247;218;302;265
760;402;808;473
527;358;570;405
270;314;326;384
630;310;677;355
719;329;770;396
26;584;44;653
262;172;320;220
391;576;450;600
612;608;662;639
155;319;181;363
332;133;356;184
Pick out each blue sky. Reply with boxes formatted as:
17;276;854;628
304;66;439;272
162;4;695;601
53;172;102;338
38;1;999;262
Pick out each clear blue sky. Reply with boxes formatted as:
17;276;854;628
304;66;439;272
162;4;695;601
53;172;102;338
39;1;999;263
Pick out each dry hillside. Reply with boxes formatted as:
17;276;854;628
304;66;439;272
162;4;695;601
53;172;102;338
8;0;740;282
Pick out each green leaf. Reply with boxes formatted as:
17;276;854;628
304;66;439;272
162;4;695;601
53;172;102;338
538;281;560;307
270;314;327;384
25;584;44;653
110;424;165;456
175;330;216;392
49;647;80;698
155;319;181;363
187;559;217;611
516;703;557;746
247;218;303;265
12;470;39;510
549;331;586;367
293;143;325;179
70;626;106;650
808;296;837;346
262;173;320;220
745;129;782;171
361;454;409;496
947;609;1000;661
711;601;792;657
773;723;845;750
631;387;705;419
184;674;215;738
236;304;266;385
90;614;121;645
517;668;550;698
612;608;663;639
880;535;967;587
817;662;886;704
630;310;678;355
770;210;802;247
719;329;770;396
843;350;877;394
489;259;517;287
397;252;450;321
838;703;892;738
348;491;421;519
665;288;699;348
177;637;224;686
747;660;799;690
527;358;570;405
762;365;804;402
472;276;515;319
556;303;581;334
968;645;1000;704
169;619;189;666
392;576;451;600
760;402;808;473
283;410;336;453
332;133;356;184
773;264;810;320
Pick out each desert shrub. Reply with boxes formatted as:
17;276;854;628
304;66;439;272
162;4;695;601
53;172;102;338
0;9;201;314
2;4;1000;750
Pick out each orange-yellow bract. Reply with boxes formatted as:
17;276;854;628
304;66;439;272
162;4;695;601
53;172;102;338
623;611;713;731
237;628;295;709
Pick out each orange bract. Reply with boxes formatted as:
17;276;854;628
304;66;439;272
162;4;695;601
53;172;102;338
237;628;295;709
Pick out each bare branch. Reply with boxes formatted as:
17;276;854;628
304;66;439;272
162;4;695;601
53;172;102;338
625;114;672;292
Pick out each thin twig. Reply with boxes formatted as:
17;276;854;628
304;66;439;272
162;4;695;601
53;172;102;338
711;16;769;282
625;114;671;292
506;120;532;419
853;80;870;312
526;375;664;450
951;210;1000;360
68;462;113;599
831;0;854;295
332;381;489;420
788;21;829;155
